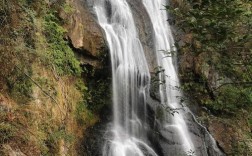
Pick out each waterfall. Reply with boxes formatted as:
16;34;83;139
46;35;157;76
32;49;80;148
141;0;224;155
94;0;157;155
93;0;224;155
142;0;195;154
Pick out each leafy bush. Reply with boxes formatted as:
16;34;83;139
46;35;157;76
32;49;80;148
168;0;252;114
87;79;111;112
210;85;251;113
75;79;88;94
0;122;16;144
6;65;33;104
62;3;74;14
43;128;74;155
75;101;95;126
74;79;95;126
43;11;81;76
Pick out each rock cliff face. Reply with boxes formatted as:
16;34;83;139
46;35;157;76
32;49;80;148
0;0;110;155
178;35;251;155
176;19;252;156
60;1;112;156
60;0;108;68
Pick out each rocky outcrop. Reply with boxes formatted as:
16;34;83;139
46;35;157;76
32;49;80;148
206;116;251;155
60;0;108;68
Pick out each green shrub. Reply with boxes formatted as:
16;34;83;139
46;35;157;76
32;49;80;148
87;79;111;112
75;101;95;126
211;85;251;113
7;66;33;104
43;11;81;76
75;79;88;94
168;0;252;115
43;128;74;155
62;3;74;14
0;122;16;144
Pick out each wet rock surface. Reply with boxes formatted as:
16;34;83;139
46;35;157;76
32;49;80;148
127;0;157;73
79;106;112;156
152;111;225;156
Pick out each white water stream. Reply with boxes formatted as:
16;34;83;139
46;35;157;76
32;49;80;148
142;0;194;153
94;0;157;155
93;0;224;155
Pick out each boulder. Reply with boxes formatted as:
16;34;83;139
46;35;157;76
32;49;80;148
60;0;108;68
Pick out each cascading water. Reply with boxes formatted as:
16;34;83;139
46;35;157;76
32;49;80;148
142;0;195;154
142;0;224;155
92;0;224;155
94;0;157;155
